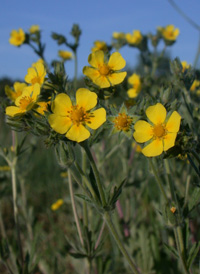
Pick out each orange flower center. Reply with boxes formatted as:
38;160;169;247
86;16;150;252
19;96;34;110
114;113;132;131
68;105;93;126
153;124;166;138
99;64;110;76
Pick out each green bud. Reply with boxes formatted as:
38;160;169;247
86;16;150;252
55;141;75;168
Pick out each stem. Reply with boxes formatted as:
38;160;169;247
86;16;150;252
82;148;88;227
73;50;78;90
149;158;168;203
68;170;84;246
82;144;107;207
95;220;105;250
174;227;189;274
104;212;140;274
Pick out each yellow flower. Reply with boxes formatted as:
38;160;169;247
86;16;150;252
125;30;143;45
133;103;181;157
181;61;190;73
25;61;46;86
29;25;40;34
112;32;125;40
127;73;142;98
132;142;142;153
5;82;27;102
51;199;64;211
83;50;127;88
58;50;73;61
6;84;40;117
158;25;179;41
190;80;200;92
91;41;107;52
113;113;132;132
36;101;49;115
9;28;25;46
60;171;68;178
48;88;106;142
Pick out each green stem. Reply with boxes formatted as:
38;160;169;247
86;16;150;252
104;212;140;274
74;162;99;203
149;158;168;203
68;170;84;246
82;144;107;207
73;50;78;90
82;149;88;227
174;227;189;274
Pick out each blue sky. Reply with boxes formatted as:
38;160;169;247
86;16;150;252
1;0;200;81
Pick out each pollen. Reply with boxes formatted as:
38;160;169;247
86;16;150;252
114;113;132;131
19;96;34;110
69;105;90;126
153;124;166;138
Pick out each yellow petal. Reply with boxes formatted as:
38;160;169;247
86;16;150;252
86;108;106;129
88;50;104;68
146;103;166;125
66;124;90;142
24;68;37;83
163;133;177;151
108;72;127;86
6;106;23;117
93;75;110;88
83;66;100;79
108;52;126;70
165;111;181;132
127;88;138;98
48;114;72;134
31;83;41;100
142;139;163;157
133;120;153;143
76;88;97;110
51;93;72;115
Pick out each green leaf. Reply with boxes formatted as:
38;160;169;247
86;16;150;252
187;241;200;268
75;194;93;204
164;243;179;258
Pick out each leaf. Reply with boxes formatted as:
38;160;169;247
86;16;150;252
188;187;200;211
69;252;87;259
187;241;200;268
75;194;93;204
163;243;179;258
109;178;127;206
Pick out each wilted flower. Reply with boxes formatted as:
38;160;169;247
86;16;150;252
127;73;142;98
157;25;179;42
9;28;25;46
58;50;73;61
91;41;108;52
5;82;27;102
6;84;40;117
125;30;143;46
51;199;64;211
83;50;127;88
48;88;106;142
25;61;46;86
133;103;181;157
29;25;40;34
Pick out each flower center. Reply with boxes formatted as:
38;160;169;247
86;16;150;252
19;96;34;110
99;64;110;76
114;113;132;131
68;105;91;126
153;124;166;138
31;76;41;85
